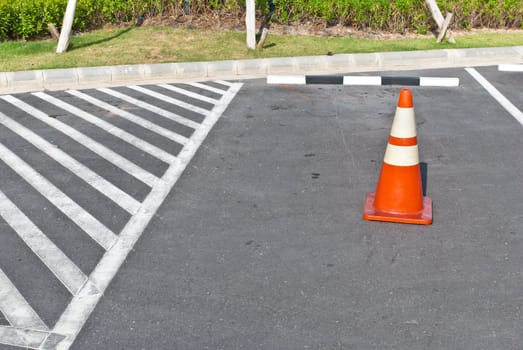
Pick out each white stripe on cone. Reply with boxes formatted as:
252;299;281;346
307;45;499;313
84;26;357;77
383;144;419;166
390;107;417;138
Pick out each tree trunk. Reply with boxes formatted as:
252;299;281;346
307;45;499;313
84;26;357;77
246;0;256;49
56;0;78;53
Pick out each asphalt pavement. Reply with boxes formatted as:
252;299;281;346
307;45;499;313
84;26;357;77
0;50;522;350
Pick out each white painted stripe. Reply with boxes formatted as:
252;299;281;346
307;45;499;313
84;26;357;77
0;326;49;349
128;85;211;116
0;269;48;331
157;84;219;104
390;107;417;138
188;82;227;95
45;83;244;350
3;95;158;188
65;90;190;146
343;76;381;86
0;141;117;250
32;92;177;164
267;75;306;85
97;88;201;130
0;111;141;215
419;77;460;87
0;190;87;295
466;67;523;126
498;64;523;72
383;144;419;166
42;280;101;350
213;80;235;87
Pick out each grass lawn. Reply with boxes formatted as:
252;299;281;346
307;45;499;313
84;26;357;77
1;26;523;72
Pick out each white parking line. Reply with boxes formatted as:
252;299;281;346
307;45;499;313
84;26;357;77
128;85;211;116
0;190;87;295
64;90;190;146
157;84;220;104
0;111;141;215
465;67;523;126
0;326;50;349
213;80;236;88
2;95;159;188
187;82;227;95
0;141;118;250
32;92;177;164
0;269;48;332
498;64;523;72
98;88;201;130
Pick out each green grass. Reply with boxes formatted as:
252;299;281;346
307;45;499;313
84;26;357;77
1;26;523;72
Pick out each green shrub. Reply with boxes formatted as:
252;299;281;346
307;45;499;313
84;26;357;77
0;0;66;40
0;0;522;41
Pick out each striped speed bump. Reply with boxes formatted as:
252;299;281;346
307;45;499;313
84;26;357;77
267;75;460;87
498;64;523;72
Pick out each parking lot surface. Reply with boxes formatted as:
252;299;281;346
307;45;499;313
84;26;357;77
0;65;522;349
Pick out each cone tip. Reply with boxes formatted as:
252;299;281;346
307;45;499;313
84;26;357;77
397;89;413;108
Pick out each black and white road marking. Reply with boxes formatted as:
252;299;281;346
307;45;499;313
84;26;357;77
267;75;460;87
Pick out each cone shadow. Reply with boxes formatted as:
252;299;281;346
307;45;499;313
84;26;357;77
420;162;428;196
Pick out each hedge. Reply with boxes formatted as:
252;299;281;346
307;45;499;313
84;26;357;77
0;0;522;40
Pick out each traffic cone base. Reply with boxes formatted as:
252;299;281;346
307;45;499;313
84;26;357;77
363;192;432;225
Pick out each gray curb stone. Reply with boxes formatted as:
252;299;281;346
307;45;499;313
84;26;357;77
0;72;7;90
77;66;113;86
43;68;79;89
111;64;147;83
1;46;522;94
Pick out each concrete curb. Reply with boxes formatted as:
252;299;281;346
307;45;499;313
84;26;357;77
1;46;522;94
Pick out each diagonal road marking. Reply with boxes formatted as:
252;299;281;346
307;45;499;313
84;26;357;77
0;81;242;350
64;90;191;146
0;326;51;349
213;80;236;87
187;82;227;95
157;84;220;104
0;190;87;295
128;85;211;116
97;87;202;129
0;141;118;251
32;92;177;164
0;269;48;332
41;82;243;350
2;95;160;188
0;111;141;215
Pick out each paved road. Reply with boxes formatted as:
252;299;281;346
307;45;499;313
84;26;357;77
0;65;522;349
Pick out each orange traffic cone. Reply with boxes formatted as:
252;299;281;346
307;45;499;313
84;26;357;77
363;89;432;225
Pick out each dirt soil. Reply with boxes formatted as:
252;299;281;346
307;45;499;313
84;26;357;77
142;13;431;39
138;12;522;40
